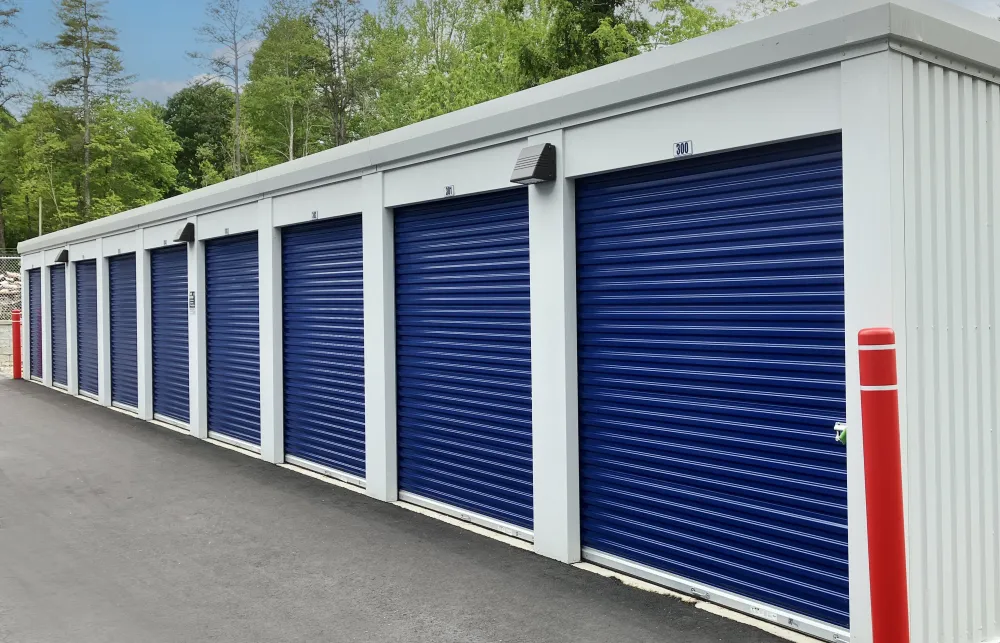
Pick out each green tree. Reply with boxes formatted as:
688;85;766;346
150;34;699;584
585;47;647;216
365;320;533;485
649;0;733;46
0;96;180;247
351;0;534;135
351;0;423;137
0;98;82;245
244;6;330;166
163;82;235;192
729;0;797;20
507;0;650;85
42;0;131;219
189;0;257;178
88;99;181;218
408;0;544;120
312;0;365;146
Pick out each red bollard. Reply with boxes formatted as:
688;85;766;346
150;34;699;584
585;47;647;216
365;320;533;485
859;328;910;643
11;309;22;380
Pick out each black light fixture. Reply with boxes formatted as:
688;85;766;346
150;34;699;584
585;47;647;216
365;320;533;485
174;222;195;244
510;143;557;185
55;248;69;263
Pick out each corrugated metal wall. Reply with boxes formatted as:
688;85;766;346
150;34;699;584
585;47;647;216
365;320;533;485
50;264;67;387
206;233;261;446
282;216;366;477
395;190;533;530
109;254;139;408
28;268;41;380
900;58;1000;643
576;136;849;629
151;245;190;424
76;260;99;397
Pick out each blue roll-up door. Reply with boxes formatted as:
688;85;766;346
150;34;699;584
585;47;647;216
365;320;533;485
76;260;99;396
206;233;260;446
50;264;67;387
576;135;848;628
151;245;190;424
109;254;138;408
28;268;41;380
282;216;365;477
395;189;532;530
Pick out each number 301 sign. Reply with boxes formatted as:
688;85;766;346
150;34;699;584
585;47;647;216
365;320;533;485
673;140;694;158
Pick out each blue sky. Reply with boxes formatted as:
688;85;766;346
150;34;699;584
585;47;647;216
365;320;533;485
12;0;1000;108
15;0;275;105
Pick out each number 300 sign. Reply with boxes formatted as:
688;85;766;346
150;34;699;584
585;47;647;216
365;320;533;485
673;140;694;158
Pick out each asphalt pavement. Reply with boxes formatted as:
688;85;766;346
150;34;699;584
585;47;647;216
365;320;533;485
0;379;785;643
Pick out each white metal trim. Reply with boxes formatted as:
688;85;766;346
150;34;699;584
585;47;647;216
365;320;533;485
79;390;98;401
208;431;262;454
285;455;366;489
153;413;189;430
257;198;282;464
582;548;850;643
362;172;398;502
189;231;207;439
527;129;580;564
397;491;534;543
21;252;42;270
41;264;52;387
111;402;138;414
66;259;78;396
136;237;153;421
196;203;259;241
563;65;842;179
101;232;137;258
52;382;67;391
272;178;363;228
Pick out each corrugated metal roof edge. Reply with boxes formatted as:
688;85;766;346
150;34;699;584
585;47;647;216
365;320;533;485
17;0;1000;255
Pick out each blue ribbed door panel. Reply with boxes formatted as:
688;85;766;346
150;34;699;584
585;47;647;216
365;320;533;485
395;189;532;529
282;216;365;476
206;233;260;445
109;254;138;408
151;245;190;423
50;264;67;386
76;260;99;396
577;135;849;628
28;269;41;379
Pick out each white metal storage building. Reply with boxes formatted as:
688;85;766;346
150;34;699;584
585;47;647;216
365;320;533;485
17;0;1000;641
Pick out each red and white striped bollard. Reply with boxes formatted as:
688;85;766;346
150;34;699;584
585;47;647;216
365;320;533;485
859;328;910;643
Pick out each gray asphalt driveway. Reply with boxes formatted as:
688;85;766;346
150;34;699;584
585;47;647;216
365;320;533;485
0;379;784;643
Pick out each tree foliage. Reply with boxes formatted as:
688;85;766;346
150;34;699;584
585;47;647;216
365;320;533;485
163;82;235;192
42;0;132;219
0;0;805;248
189;0;257;177
244;8;330;165
312;0;365;146
0;96;180;245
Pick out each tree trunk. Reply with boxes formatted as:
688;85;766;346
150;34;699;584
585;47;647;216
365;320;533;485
233;61;242;177
288;102;295;162
82;0;92;219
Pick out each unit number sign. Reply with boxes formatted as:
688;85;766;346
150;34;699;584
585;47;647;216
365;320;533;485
673;140;694;158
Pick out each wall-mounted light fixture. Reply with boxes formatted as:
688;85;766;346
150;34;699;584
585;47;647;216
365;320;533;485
510;143;557;185
174;222;195;244
55;249;69;263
